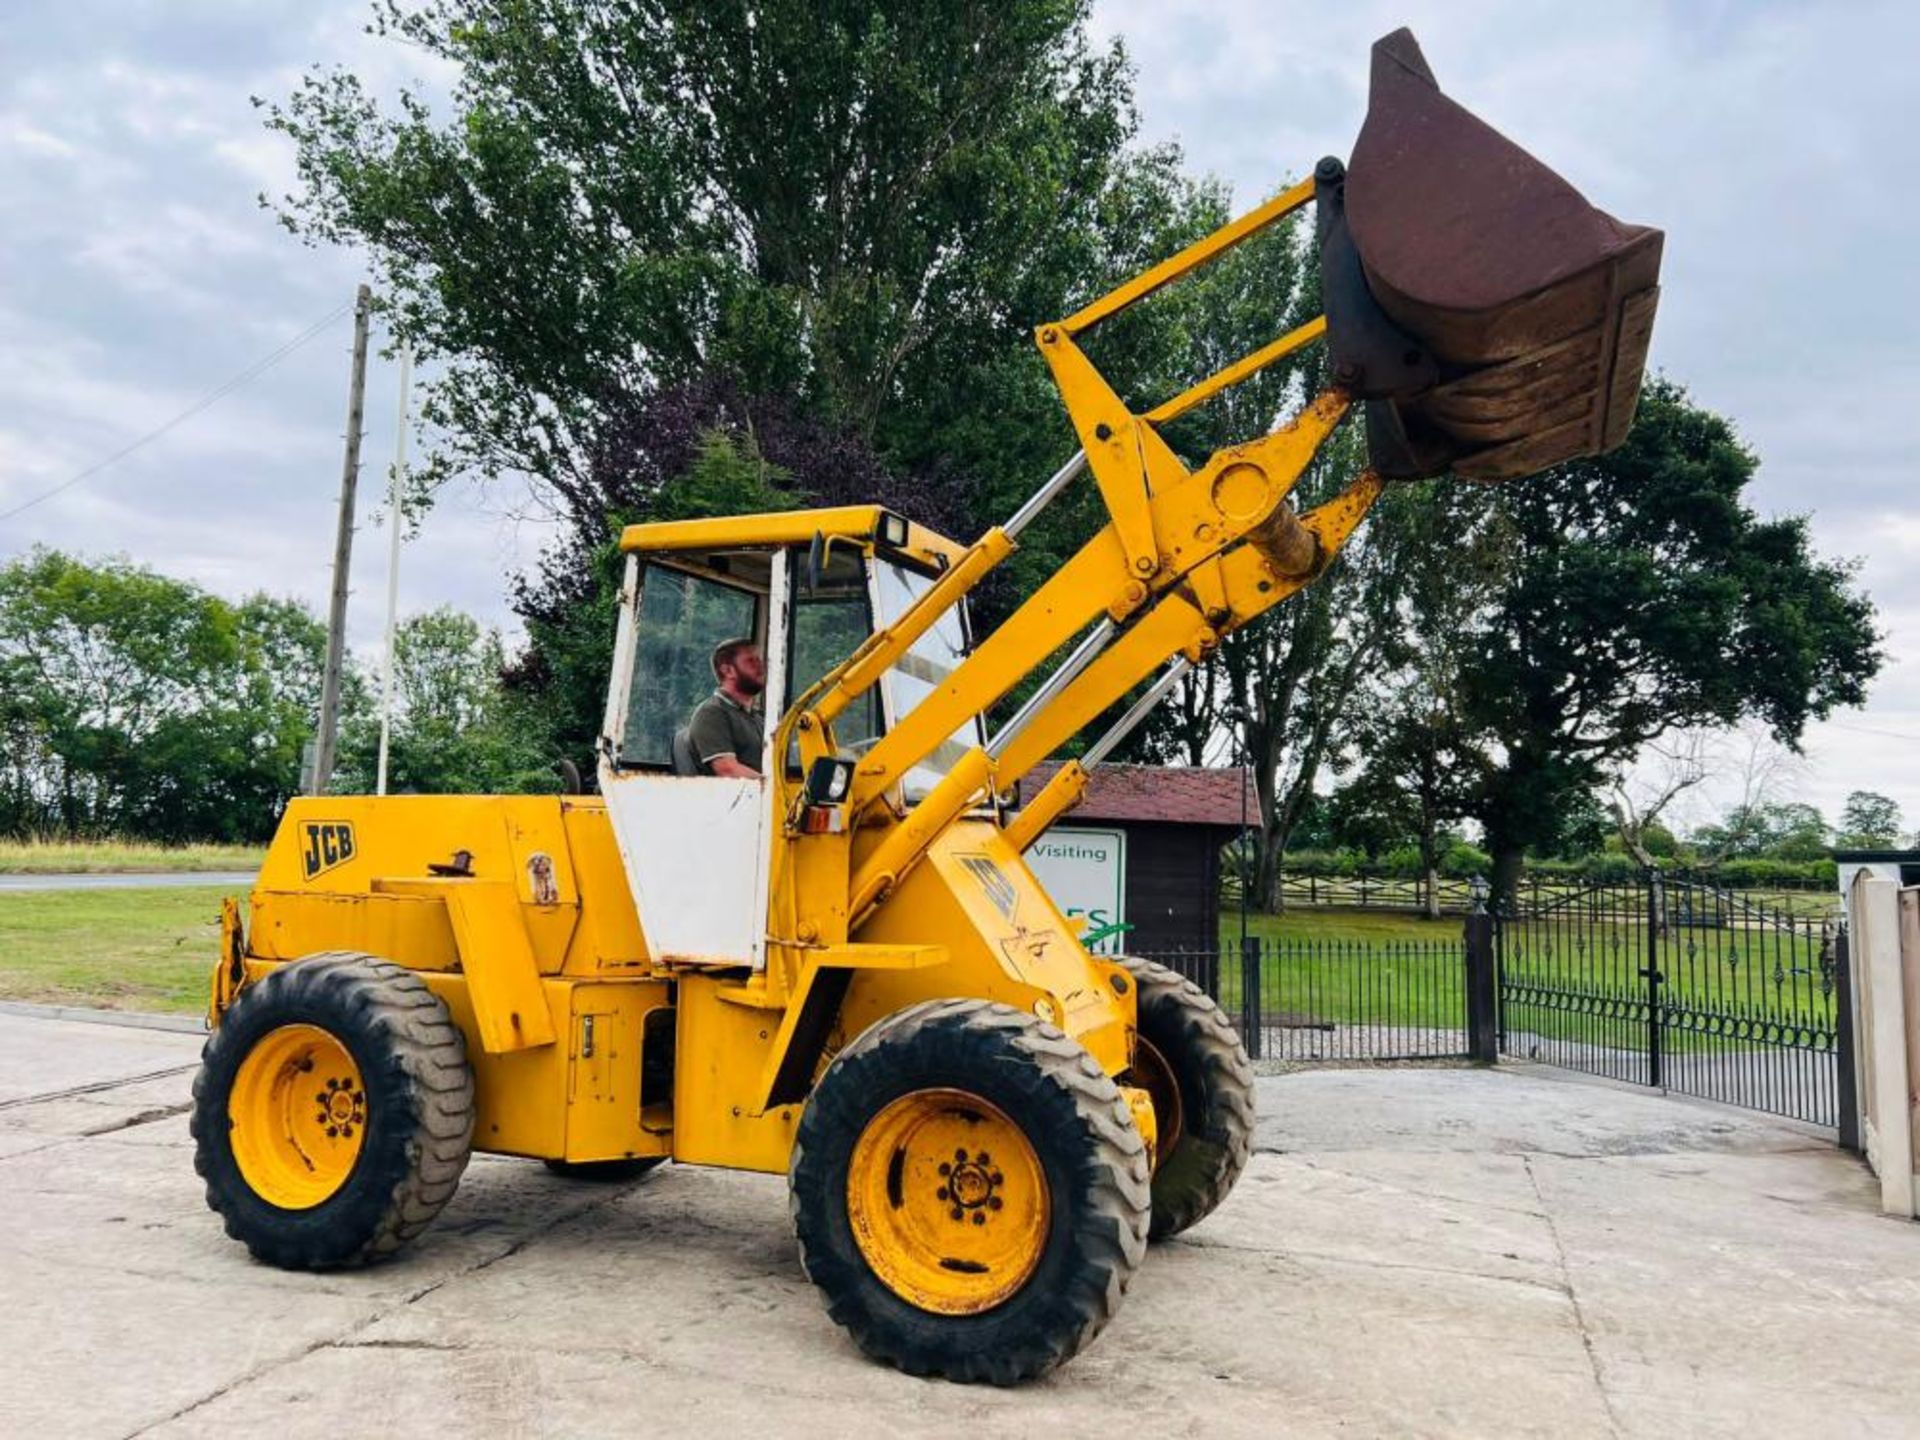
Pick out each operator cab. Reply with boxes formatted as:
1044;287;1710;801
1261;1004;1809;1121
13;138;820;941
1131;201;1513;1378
596;506;981;966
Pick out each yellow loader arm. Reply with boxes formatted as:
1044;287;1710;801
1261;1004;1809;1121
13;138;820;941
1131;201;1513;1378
773;24;1662;936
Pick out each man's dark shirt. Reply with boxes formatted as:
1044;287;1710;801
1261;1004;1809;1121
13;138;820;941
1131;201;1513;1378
688;689;763;774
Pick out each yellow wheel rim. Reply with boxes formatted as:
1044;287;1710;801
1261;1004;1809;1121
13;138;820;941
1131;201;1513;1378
845;1088;1050;1316
1128;1034;1184;1171
228;1023;366;1210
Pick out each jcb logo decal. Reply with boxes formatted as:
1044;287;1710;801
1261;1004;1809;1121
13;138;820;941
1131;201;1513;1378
301;821;357;880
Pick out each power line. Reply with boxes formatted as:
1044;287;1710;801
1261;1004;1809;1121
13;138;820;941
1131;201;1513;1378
0;299;357;525
1822;719;1920;743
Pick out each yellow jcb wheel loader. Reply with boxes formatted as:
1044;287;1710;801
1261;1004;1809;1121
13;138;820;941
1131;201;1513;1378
192;30;1661;1383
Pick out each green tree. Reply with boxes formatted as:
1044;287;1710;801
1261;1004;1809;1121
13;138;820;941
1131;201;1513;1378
1836;789;1903;850
1688;800;1829;861
1326;470;1510;911
271;1;1255;766
265;0;1172;504
341;607;553;795
1458;380;1879;905
0;550;323;841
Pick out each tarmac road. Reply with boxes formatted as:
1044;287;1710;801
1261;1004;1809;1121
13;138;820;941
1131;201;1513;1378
2;1006;1916;1439
0;872;254;891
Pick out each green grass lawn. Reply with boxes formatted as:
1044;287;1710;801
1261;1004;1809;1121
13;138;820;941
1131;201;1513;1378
1225;907;1460;946
1193;908;1470;1029
0;884;235;1015
0;838;263;874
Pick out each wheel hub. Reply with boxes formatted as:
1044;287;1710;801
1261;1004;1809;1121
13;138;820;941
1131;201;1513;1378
229;1023;367;1210
846;1089;1050;1315
939;1150;1005;1219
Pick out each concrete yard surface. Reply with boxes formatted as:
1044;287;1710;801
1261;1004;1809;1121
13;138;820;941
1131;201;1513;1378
1;1009;1915;1438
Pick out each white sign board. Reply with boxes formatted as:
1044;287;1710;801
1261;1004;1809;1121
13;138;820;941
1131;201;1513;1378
1025;826;1127;955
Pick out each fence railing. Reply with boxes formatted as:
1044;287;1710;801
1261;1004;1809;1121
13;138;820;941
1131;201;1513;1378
1495;871;1843;1128
1223;866;1841;920
1136;934;1481;1064
1135;868;1848;1130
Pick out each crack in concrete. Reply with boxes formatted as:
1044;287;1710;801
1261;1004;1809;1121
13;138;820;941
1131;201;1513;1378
1276;1153;1551;1220
0;1063;198;1112
1171;1231;1565;1298
80;1102;193;1137
1523;1154;1626;1439
119;1183;641;1438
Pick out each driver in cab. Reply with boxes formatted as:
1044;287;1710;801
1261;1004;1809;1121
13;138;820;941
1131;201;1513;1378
689;637;765;778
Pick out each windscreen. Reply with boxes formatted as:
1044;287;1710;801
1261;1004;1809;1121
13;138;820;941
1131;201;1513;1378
786;556;882;757
872;560;982;802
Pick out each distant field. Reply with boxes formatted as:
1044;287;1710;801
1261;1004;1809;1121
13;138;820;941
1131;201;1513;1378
0;838;264;874
0;884;234;1015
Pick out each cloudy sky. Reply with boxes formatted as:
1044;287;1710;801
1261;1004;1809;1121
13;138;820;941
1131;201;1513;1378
2;1;1915;830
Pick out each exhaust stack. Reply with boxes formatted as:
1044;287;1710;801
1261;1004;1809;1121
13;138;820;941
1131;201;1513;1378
1320;28;1664;481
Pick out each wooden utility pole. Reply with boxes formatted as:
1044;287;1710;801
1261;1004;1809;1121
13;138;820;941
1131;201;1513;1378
310;283;373;796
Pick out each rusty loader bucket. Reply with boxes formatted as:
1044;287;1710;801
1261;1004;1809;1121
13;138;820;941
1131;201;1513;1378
1318;29;1664;481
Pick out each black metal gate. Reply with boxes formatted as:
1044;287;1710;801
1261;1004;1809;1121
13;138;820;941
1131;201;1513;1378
1496;871;1843;1127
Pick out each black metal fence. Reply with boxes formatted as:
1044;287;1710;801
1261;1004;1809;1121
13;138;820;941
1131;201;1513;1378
1135;868;1847;1130
1495;871;1843;1127
1138;934;1476;1064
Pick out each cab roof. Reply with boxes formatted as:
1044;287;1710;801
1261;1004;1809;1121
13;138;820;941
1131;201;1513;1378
618;505;965;571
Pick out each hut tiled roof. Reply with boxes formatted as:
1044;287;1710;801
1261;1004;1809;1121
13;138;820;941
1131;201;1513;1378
1016;762;1252;829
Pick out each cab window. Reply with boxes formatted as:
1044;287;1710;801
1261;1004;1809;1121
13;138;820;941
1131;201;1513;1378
872;558;980;800
622;564;758;767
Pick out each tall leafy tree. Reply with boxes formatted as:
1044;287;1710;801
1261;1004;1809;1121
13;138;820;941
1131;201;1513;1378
1456;380;1879;904
265;0;1174;506
1835;789;1903;849
339;607;556;796
270;0;1255;763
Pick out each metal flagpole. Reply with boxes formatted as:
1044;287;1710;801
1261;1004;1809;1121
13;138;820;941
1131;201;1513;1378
375;342;412;796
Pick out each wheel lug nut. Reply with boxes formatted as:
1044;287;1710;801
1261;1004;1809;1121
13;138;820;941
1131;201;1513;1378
989;1196;1003;1210
954;1148;967;1162
977;1152;990;1165
950;1207;964;1221
936;1187;948;1201
938;1162;951;1176
972;1212;986;1226
991;1172;1004;1186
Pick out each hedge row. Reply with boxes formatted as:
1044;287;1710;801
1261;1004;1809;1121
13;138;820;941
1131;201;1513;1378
1277;848;1839;889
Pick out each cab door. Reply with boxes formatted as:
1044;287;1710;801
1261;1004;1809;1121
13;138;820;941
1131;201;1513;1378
598;553;789;968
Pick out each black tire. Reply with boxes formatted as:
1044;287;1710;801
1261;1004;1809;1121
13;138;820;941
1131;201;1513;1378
191;952;475;1269
790;998;1150;1385
543;1157;665;1182
1118;956;1255;1240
